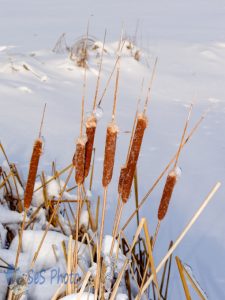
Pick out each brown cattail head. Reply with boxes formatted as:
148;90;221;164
121;113;148;203
84;115;97;178
74;137;87;185
102;122;119;187
118;165;127;194
24;139;43;209
157;167;181;220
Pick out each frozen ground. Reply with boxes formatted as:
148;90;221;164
0;0;225;299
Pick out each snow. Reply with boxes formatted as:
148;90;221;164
10;230;91;272
101;235;120;257
0;0;225;298
60;293;94;300
0;205;26;224
79;210;89;229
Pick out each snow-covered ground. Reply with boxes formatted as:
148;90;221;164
0;0;225;298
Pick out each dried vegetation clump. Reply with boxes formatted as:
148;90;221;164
0;33;217;300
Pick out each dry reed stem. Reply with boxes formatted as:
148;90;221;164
77;271;91;299
182;260;207;300
66;235;73;295
74;185;82;278
97;40;125;107
121;113;147;202
138;182;221;298
25;203;44;229
41;172;49;209
99;187;108;256
110;201;124;256
95;196;100;231
102;123;118;187
84;115;97;178
174;103;193;168
89;148;95;191
0;172;13;189
34;163;72;193
14;210;27;274
158;169;178;220
159;241;173;298
51;283;64;300
0;144;23;212
121;112;207;232
111;194;121;237
143;57;158;114
152;220;161;249
175;257;192;300
92;30;106;111
74;138;86;185
24;139;42;209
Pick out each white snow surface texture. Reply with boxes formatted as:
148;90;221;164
0;0;225;299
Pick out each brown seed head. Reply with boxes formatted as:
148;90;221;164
157;168;180;220
74;137;87;185
118;165;127;194
102;123;118;187
121;113;148;202
84;115;97;178
24;139;42;209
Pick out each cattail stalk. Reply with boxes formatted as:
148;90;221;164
121;110;208;233
121;113;148;202
153;104;193;247
84;115;97;178
24;139;42;209
84;32;106;179
158;168;179;221
137;182;221;298
74;137;87;185
102;123;118;187
118;165;127;194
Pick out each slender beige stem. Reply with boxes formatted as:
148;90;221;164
99;186;108;253
110;201;124;256
111;194;121;237
66;235;73;295
14;209;27;277
97;40;125;107
74;185;82;279
174;103;193;168
93;30;107;111
152;220;161;249
112;65;120;122
143;57;158;114
176;256;192;300
34;163;73;193
38;103;47;138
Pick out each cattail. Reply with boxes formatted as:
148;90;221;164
118;165;127;194
121;113;148;202
24;139;42;209
84;115;97;178
158;167;181;220
102;122;118;187
74;137;87;185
